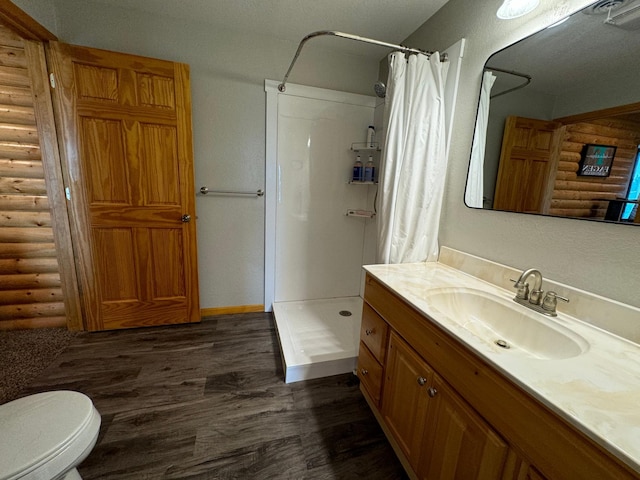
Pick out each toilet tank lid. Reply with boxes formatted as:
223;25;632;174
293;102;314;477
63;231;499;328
0;391;99;479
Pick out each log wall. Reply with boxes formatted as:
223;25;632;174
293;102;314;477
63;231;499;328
0;23;65;329
550;117;640;219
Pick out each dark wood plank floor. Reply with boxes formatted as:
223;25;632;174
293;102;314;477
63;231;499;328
21;313;408;479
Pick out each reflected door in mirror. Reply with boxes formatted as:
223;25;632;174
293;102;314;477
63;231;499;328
493;116;562;213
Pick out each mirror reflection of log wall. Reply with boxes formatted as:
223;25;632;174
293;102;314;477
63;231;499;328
0;23;66;329
550;116;640;220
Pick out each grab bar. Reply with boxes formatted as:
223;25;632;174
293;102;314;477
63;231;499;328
198;186;264;197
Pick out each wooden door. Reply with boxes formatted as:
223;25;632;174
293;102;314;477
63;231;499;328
48;42;199;331
418;374;508;480
493;116;563;213
382;331;434;469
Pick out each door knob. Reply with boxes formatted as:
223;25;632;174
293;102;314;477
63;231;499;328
181;214;191;223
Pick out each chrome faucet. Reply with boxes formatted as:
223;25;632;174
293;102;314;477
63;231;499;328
513;268;543;305
511;268;569;317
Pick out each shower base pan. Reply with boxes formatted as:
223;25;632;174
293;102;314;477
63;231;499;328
273;296;362;383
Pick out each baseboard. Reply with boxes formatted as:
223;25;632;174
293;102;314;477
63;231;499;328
201;304;265;316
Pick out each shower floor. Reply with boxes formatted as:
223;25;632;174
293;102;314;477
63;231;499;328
272;296;362;383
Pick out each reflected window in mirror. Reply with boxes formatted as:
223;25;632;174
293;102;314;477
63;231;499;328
621;148;640;221
466;0;640;226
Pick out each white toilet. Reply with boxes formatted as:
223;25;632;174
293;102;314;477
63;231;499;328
0;391;101;480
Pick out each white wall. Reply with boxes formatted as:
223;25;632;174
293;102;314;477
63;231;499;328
11;0;58;35
400;0;640;308
22;0;380;309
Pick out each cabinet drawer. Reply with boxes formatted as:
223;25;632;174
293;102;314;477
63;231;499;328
357;341;383;407
361;302;388;363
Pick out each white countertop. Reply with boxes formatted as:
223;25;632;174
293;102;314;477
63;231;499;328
364;261;640;474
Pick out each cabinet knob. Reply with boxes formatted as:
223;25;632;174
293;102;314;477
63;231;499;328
360;368;369;376
365;328;374;335
181;214;192;223
417;376;427;386
428;387;438;398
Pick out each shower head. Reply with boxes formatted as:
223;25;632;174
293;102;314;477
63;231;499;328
373;81;386;98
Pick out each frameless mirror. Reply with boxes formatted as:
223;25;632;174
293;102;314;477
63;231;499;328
466;0;640;225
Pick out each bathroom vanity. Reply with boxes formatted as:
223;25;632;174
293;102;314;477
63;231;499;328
357;248;640;479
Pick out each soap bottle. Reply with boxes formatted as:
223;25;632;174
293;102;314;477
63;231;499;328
364;155;375;182
367;125;376;148
352;155;363;182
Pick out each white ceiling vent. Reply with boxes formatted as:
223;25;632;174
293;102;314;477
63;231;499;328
582;0;640;29
582;0;631;15
605;2;640;28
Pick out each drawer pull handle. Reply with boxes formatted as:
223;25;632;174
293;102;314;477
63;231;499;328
428;387;438;398
365;328;374;335
361;368;369;376
417;376;427;386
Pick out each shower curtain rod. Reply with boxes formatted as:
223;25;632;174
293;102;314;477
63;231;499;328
278;30;447;92
485;66;532;99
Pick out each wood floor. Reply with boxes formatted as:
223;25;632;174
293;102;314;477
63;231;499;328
21;313;408;479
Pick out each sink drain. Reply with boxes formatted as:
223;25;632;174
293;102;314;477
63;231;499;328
495;339;510;349
339;310;352;317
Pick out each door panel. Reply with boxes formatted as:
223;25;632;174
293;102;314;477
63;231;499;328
49;42;199;331
140;123;180;205
81;117;129;203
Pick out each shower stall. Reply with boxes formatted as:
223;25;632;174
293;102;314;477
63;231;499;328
264;32;464;383
265;80;383;383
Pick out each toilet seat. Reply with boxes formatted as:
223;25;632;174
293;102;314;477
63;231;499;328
0;391;101;480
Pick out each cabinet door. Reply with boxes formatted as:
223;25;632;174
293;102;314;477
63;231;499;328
382;331;434;469
418;374;509;480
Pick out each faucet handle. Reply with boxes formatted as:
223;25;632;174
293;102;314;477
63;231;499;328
510;279;529;300
542;291;569;313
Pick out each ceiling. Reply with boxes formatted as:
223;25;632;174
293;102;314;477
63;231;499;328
83;0;451;58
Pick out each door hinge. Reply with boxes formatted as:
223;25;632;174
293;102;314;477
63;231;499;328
49;73;56;89
65;186;71;200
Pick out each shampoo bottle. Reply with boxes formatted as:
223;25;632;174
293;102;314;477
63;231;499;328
353;155;363;182
364;155;375;182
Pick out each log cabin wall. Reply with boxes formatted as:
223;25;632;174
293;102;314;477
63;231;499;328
0;22;66;329
550;116;640;219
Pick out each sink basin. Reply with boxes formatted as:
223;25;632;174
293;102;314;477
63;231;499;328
424;287;589;360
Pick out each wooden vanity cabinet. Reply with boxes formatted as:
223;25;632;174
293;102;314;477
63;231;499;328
358;273;638;480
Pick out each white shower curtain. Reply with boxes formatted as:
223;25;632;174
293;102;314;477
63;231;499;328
377;51;448;264
465;71;496;208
